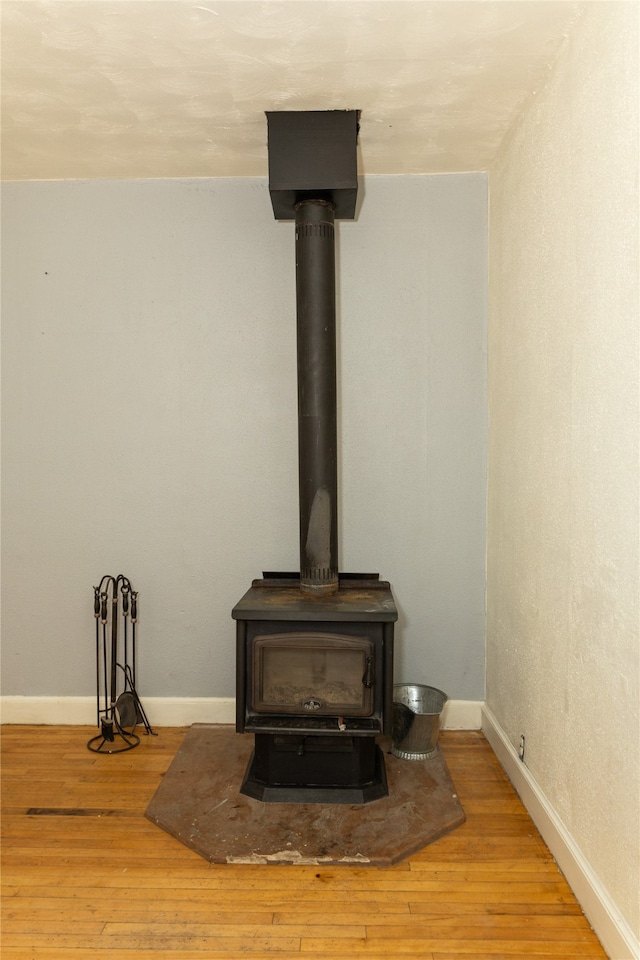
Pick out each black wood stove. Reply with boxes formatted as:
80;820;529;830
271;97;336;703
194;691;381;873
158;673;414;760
233;111;397;804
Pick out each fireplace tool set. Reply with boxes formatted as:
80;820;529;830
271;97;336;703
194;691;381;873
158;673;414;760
88;574;155;754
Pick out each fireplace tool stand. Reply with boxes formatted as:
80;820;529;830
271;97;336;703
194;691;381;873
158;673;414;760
87;574;155;754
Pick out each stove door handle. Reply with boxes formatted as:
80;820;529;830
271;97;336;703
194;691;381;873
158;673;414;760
362;655;374;689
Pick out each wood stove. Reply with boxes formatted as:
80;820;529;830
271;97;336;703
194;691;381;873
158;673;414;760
233;112;397;803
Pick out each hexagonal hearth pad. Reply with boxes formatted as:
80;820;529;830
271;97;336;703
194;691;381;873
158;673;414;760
145;724;465;865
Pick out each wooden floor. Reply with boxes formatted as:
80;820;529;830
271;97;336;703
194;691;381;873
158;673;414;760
1;726;608;960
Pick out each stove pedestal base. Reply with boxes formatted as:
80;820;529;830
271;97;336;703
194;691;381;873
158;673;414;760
240;733;388;804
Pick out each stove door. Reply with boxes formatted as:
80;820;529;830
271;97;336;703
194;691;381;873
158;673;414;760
252;633;374;717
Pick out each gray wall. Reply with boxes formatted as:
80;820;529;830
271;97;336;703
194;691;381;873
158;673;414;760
1;174;487;701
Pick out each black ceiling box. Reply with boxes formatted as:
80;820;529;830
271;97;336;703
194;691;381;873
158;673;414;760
266;110;359;220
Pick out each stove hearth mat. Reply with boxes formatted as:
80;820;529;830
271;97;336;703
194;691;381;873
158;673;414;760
145;724;465;866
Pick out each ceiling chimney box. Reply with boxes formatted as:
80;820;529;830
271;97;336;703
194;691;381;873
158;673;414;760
266;110;359;220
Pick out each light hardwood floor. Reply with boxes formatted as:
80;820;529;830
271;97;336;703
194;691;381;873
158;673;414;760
1;726;608;959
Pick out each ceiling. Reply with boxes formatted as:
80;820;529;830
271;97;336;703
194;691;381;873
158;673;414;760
1;0;586;181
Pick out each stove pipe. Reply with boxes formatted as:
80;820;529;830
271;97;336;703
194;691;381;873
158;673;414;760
267;110;359;598
295;199;338;596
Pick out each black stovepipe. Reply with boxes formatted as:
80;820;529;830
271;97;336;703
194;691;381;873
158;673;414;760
295;199;339;596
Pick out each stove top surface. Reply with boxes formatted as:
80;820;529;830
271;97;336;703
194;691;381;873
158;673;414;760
232;573;397;622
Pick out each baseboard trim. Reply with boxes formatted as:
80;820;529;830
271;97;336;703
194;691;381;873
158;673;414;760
0;696;482;729
482;703;639;960
441;698;483;730
0;696;236;726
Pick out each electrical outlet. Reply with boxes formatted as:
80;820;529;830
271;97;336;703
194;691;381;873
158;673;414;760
518;735;526;762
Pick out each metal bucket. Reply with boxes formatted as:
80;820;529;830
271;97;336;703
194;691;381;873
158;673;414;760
391;684;448;760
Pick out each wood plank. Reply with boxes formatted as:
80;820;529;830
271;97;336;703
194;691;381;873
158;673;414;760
4;866;581;894
300;937;606;956
2;897;406;919
102;920;365;938
2;934;302;952
363;916;598;940
431;956;601;960
1;921;105;936
272;908;585;925
1;904;276;925
1;953;302;960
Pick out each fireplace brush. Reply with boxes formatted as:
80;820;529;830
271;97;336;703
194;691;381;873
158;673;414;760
87;574;155;753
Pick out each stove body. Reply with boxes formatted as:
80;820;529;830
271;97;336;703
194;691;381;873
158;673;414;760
234;572;395;802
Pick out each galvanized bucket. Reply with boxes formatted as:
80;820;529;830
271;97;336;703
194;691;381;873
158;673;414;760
391;684;448;760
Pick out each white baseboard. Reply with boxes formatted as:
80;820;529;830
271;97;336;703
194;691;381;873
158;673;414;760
0;696;481;729
441;698;483;730
482;703;639;960
0;696;236;726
